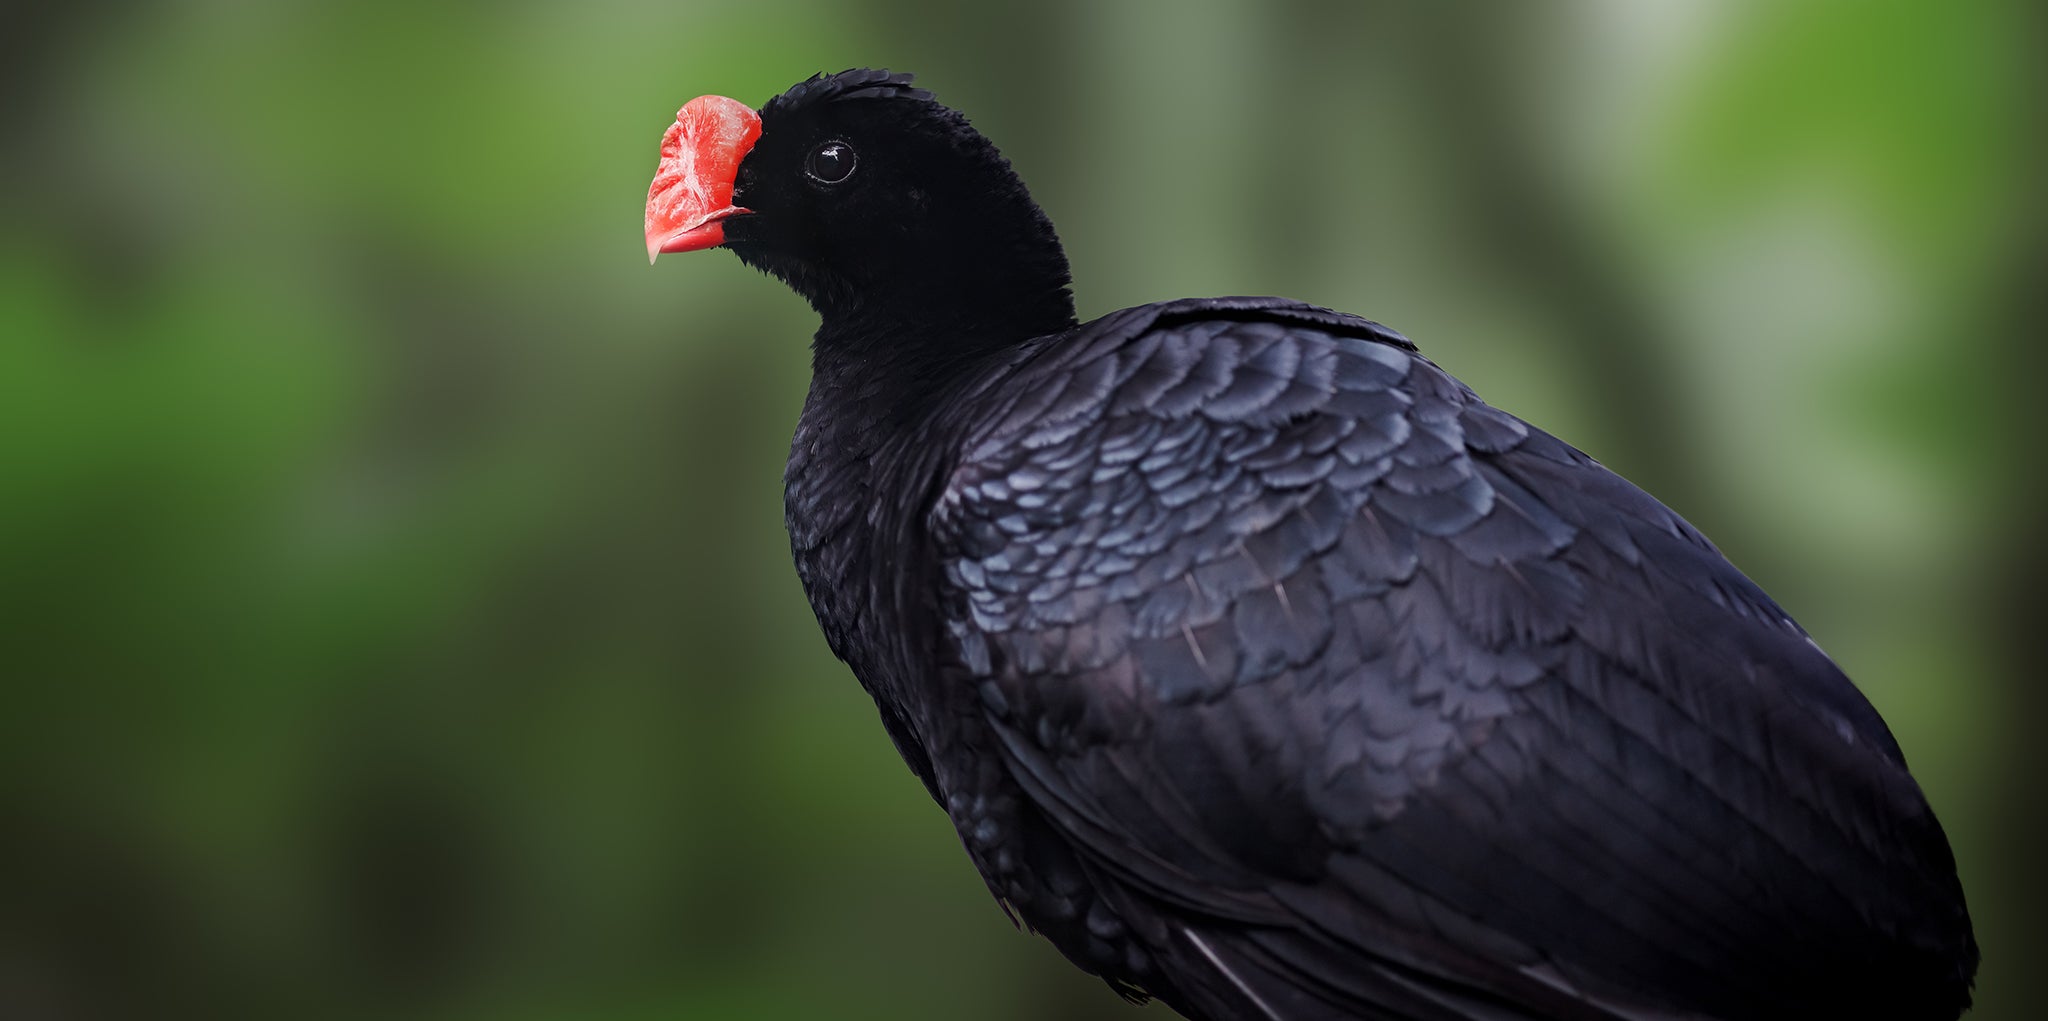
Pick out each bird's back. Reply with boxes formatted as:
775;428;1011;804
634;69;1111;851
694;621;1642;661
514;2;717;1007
835;296;1981;1021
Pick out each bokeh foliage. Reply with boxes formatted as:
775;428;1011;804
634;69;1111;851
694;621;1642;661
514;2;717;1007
2;2;2040;1020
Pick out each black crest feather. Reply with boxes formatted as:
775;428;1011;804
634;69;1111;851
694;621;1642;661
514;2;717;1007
764;68;932;117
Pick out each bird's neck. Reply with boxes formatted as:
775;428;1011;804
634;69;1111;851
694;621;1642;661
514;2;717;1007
783;212;1077;686
805;266;1076;433
803;181;1079;402
785;287;1073;673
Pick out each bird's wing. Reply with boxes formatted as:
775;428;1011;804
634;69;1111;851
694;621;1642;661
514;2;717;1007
928;298;1971;1021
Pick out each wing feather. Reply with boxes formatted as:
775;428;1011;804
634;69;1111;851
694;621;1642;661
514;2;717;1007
928;298;1973;1020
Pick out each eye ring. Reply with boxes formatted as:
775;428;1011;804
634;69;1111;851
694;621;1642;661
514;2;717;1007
804;140;858;185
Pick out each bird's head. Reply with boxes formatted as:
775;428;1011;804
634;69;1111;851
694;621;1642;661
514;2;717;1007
644;69;1074;338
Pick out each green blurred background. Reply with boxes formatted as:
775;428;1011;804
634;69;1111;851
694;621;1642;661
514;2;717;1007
3;1;2041;1019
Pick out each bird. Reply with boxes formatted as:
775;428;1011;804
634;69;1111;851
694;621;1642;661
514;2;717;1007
642;69;1978;1021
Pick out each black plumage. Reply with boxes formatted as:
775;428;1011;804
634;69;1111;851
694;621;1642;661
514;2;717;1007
651;70;1977;1021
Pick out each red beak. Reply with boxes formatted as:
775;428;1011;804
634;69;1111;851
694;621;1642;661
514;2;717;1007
644;95;762;263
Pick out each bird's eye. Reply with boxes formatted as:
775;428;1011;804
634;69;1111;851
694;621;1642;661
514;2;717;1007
804;140;857;185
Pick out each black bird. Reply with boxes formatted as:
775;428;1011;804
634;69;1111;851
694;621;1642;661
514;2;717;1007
643;70;1977;1021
